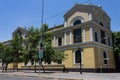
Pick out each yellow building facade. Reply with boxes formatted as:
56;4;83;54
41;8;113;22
0;4;115;72
49;4;115;72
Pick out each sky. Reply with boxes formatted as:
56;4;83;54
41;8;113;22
0;0;120;42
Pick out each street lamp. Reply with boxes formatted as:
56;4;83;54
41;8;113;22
77;47;83;74
98;37;108;73
39;0;44;75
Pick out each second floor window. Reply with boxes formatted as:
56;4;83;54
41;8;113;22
74;28;82;43
73;20;81;26
95;32;98;42
100;30;106;44
58;37;62;46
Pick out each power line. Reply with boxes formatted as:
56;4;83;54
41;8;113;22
43;9;68;22
42;0;95;22
0;0;98;39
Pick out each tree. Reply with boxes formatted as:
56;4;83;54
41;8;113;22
112;32;120;71
11;29;24;71
41;23;54;64
53;50;67;64
0;43;13;71
25;26;40;72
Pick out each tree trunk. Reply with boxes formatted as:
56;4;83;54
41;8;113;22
34;60;36;73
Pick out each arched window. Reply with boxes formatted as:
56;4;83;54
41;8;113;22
75;50;82;63
70;16;84;26
103;51;108;64
73;20;81;26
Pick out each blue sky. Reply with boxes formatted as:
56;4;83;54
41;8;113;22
0;0;120;42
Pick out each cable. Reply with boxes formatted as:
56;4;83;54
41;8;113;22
42;0;95;22
43;9;68;22
0;0;99;39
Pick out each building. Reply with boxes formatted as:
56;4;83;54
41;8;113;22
49;4;115;72
0;4;116;72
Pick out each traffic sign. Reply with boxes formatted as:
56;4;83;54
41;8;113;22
39;49;43;58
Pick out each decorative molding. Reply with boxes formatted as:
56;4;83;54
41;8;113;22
54;41;113;51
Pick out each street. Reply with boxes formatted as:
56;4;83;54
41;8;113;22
0;75;53;80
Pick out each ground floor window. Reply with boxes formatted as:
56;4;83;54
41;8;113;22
75;50;82;64
103;51;109;68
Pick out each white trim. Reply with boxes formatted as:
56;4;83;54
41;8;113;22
89;12;92;20
83;29;86;42
70;16;84;26
64;21;67;27
74;49;83;64
56;38;58;46
54;36;56;47
90;27;93;41
64;33;66;45
70;32;72;44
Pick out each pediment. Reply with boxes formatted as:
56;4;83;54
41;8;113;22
64;4;92;20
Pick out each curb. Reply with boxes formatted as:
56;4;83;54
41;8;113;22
0;72;82;80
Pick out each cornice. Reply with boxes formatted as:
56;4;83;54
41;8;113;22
54;41;113;51
91;21;112;33
53;21;93;35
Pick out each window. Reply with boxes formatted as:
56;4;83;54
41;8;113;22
75;50;82;63
70;16;84;26
103;51;108;64
58;37;62;46
73;20;81;26
95;32;98;42
100;22;104;27
100;30;106;44
74;29;82;43
108;38;110;46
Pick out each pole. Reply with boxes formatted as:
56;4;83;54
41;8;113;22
98;42;102;73
80;63;82;74
39;0;44;75
78;47;82;74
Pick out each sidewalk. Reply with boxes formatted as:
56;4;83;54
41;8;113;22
0;70;120;80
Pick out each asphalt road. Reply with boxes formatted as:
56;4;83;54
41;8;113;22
0;75;53;80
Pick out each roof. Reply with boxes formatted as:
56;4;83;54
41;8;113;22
64;4;110;20
48;24;64;31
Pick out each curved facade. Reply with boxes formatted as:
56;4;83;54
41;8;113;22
50;4;115;72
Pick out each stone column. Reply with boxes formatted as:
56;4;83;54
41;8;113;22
83;29;86;42
64;33;66;45
90;27;93;41
64;20;67;27
70;31;72;44
54;36;56;47
89;12;92;20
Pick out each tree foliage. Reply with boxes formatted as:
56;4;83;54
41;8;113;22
0;43;13;70
0;23;66;70
53;50;66;64
112;31;120;71
25;26;40;65
11;32;23;63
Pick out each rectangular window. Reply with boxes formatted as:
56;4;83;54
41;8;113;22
74;29;82;43
95;32;98;42
108;38;110;46
58;37;62;46
100;30;106;44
